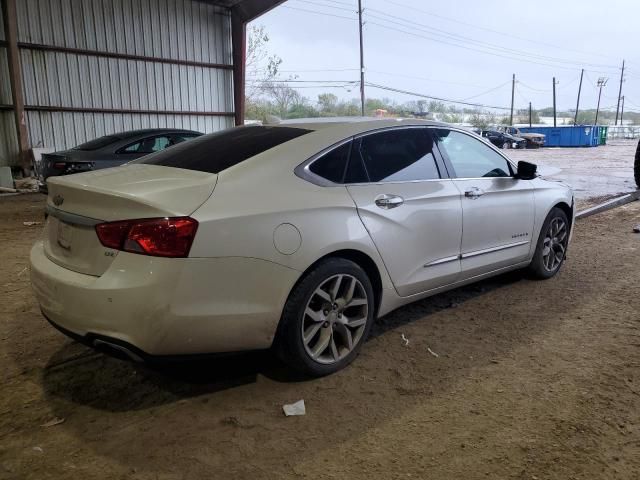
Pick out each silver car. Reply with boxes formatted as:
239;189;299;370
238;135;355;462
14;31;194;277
31;118;574;377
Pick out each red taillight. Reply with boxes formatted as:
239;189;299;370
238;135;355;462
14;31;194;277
52;162;66;169
95;217;198;258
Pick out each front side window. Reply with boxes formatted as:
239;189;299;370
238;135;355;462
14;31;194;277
433;129;512;178
357;128;440;182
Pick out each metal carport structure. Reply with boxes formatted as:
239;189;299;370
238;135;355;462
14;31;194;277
0;0;284;170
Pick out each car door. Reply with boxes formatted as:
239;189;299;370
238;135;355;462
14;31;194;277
432;128;535;279
345;127;463;297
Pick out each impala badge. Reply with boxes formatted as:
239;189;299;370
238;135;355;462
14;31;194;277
53;194;64;206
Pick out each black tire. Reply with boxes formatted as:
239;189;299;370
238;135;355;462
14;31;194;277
634;139;640;189
528;207;570;279
275;258;375;377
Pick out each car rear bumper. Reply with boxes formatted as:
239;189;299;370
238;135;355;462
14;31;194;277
30;241;300;356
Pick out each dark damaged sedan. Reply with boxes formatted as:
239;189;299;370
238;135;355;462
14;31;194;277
37;128;202;190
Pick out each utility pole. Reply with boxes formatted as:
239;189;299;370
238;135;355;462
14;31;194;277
509;74;515;125
529;102;532;127
594;77;608;126
614;60;625;125
357;0;365;116
574;68;584;125
552;77;557;127
620;96;625;126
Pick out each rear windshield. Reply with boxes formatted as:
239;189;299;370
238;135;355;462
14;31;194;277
73;135;120;151
137;126;311;174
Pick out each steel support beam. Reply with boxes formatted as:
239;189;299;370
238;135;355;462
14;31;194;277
230;0;286;126
1;0;30;171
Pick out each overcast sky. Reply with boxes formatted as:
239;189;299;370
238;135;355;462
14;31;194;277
251;0;640;113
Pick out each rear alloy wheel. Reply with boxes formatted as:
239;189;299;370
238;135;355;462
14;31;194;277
276;258;374;376
528;208;569;279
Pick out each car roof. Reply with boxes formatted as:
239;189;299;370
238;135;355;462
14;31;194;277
111;128;201;139
275;117;449;136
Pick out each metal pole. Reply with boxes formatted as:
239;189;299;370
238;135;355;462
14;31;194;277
614;60;625;125
574;68;584;125
595;82;604;126
509;73;515;125
358;0;365;116
529;102;532;127
1;0;30;172
552;77;557;127
620;96;625;126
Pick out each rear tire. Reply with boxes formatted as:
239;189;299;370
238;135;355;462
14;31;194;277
528;208;569;279
275;258;375;377
634;139;640;189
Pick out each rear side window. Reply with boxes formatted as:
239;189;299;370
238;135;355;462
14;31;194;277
138;126;311;174
121;136;172;154
308;142;352;183
73;135;119;151
357;129;440;182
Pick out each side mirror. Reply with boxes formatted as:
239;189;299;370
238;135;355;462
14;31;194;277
516;161;537;180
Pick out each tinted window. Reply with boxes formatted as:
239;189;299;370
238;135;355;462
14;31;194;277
357;129;440;182
73;135;119;151
309;142;351;183
344;151;368;183
139;126;311;174
172;133;201;144
434;129;512;178
122;136;172;154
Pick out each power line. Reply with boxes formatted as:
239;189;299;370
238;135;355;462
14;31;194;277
290;0;356;13
378;0;620;64
364;11;619;71
365;82;511;110
277;68;360;73
366;70;494;89
280;5;357;21
365;20;596;72
461;81;511;101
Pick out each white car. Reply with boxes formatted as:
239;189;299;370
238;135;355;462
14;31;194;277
30;118;574;376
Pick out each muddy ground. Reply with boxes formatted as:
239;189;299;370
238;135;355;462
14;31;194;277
1;193;640;480
509;139;637;201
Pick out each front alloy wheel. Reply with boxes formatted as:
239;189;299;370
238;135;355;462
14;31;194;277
541;217;568;272
276;258;374;376
529;207;570;279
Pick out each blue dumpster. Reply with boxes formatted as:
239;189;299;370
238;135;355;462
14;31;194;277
518;125;601;147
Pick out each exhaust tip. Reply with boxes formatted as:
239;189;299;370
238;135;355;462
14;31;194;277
93;338;144;363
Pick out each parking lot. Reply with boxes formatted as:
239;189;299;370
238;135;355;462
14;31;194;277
2;141;640;478
509;140;638;205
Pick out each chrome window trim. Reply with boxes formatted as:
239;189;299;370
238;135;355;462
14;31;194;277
46;205;102;227
295;124;524;187
295;125;445;187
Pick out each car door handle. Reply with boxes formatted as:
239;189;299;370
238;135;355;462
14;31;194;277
375;194;404;209
464;187;485;199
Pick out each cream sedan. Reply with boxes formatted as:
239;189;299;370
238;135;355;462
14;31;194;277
31;119;574;376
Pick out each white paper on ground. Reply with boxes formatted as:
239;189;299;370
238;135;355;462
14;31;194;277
283;399;306;416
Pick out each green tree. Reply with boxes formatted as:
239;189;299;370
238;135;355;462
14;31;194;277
317;93;339;114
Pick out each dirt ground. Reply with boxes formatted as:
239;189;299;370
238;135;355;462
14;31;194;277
1;193;640;480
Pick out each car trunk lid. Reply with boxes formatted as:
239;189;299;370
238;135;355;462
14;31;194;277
44;164;217;276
